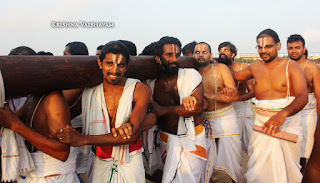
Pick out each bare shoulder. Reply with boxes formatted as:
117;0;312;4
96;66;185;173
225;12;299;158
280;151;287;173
134;82;151;99
307;60;320;73
233;62;249;71
43;91;69;112
214;63;229;71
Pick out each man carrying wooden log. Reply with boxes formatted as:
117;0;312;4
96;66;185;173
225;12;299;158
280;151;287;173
148;36;207;183
57;41;151;183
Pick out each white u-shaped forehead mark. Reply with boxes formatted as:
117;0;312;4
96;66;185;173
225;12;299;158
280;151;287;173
111;54;123;70
171;44;178;54
258;37;267;47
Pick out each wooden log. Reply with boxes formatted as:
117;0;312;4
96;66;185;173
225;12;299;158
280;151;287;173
0;56;195;97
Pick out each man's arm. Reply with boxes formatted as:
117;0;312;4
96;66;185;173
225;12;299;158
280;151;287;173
57;82;151;146
234;63;254;82
238;79;255;101
302;116;320;182
152;83;204;117
0;91;71;161
204;64;239;102
310;62;320;116
263;61;308;134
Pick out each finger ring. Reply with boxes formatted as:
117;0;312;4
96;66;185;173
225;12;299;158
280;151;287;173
60;129;63;133
59;137;62;140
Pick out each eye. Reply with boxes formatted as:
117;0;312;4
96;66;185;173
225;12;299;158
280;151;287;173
118;63;125;68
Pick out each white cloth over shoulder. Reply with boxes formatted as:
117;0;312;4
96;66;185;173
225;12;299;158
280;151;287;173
176;68;202;151
82;78;140;164
0;70;35;182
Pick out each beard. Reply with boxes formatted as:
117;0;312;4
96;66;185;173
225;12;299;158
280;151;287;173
160;59;179;76
289;54;303;61
194;57;210;67
260;53;277;63
217;54;232;65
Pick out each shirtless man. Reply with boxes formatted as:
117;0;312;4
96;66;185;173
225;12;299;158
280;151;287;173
57;41;151;183
287;34;320;173
217;41;255;152
193;42;243;183
150;36;206;183
235;29;308;183
0;91;78;182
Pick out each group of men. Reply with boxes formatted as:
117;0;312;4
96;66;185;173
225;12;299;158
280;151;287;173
0;28;319;183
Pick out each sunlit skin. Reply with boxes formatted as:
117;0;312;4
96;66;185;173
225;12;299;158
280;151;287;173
257;37;280;63
158;44;180;70
217;45;255;101
194;44;212;66
234;35;308;135
152;43;204;134
63;46;71;55
219;46;234;61
98;53;127;85
287;41;305;61
194;43;238;111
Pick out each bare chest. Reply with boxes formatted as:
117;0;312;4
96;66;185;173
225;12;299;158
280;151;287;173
153;79;180;106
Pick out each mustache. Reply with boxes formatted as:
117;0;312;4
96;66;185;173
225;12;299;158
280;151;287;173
107;72;121;76
219;53;227;58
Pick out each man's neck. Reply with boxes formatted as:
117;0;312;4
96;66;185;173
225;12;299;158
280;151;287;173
103;78;127;92
197;63;211;75
264;56;280;66
159;72;178;82
295;57;307;65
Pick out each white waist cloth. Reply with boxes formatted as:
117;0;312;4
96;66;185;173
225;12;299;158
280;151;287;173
86;151;145;183
300;93;317;158
246;97;302;183
18;148;79;183
159;125;207;183
202;105;240;137
233;100;254;152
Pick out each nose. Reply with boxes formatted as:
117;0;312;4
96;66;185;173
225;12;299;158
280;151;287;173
112;65;119;73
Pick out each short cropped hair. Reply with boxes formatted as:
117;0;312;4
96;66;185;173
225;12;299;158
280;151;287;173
257;28;280;43
119;40;137;56
182;41;197;56
155;36;182;57
9;46;36;55
287;34;305;47
99;41;130;64
66;41;88;55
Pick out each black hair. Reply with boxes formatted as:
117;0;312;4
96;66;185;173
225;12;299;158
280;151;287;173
257;28;280;43
99;41;130;64
97;45;104;50
182;41;197;56
154;36;182;57
119;40;137;56
66;41;88;55
304;49;308;58
287;34;305;47
9;46;36;55
140;42;157;56
218;42;237;57
37;51;54;56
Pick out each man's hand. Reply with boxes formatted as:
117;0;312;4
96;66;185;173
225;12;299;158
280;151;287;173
0;104;21;129
57;125;84;147
151;101;163;116
220;87;235;99
111;123;133;140
182;96;197;111
262;112;287;134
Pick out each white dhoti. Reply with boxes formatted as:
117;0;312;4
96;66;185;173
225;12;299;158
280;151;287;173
246;98;302;183
233;100;254;153
202;105;244;183
159;125;207;183
300;93;317;158
18;148;79;183
86;152;145;183
142;125;163;175
82;78;145;183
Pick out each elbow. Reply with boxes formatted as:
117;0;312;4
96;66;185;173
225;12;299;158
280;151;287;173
57;149;70;162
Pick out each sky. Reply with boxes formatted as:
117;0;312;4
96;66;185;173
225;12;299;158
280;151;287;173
1;0;320;56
